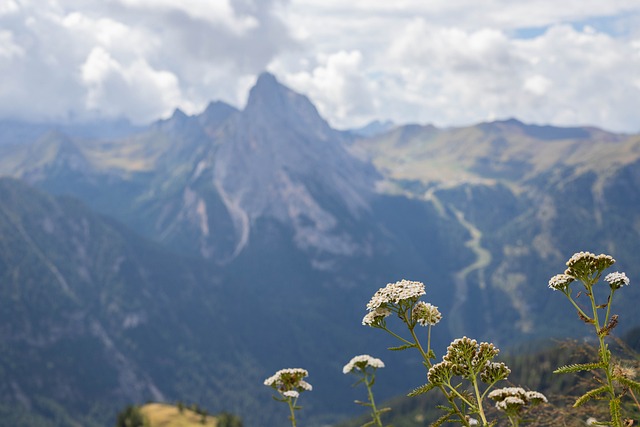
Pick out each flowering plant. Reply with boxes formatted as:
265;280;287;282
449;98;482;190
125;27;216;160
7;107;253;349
549;252;637;426
362;279;544;426
343;354;389;427
264;368;312;427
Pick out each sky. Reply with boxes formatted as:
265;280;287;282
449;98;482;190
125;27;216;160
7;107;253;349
1;0;640;132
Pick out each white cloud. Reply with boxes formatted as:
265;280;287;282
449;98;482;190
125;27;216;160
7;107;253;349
0;0;294;123
278;50;376;127
1;0;640;132
0;30;23;59
116;0;258;35
80;46;184;121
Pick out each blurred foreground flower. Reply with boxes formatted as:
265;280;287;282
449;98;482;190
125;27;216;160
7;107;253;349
343;355;389;427
264;368;311;427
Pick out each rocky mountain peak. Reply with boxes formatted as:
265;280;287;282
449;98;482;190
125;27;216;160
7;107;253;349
205;72;378;261
244;72;332;137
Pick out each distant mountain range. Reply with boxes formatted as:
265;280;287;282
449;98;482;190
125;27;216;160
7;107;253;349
0;72;639;426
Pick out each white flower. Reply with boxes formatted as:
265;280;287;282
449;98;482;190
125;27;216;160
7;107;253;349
362;307;391;326
298;380;313;391
283;390;299;398
366;279;425;310
548;274;574;291
496;396;526;411
565;252;615;278
488;387;526;401
524;390;548;404
343;354;385;374
468;417;479;425
264;368;311;393
605;271;629;290
412;301;442;326
586;417;598;426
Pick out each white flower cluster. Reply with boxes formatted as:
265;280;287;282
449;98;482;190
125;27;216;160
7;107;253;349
488;387;547;413
496;396;525;411
412;301;442;326
565;252;615;279
362;307;391;326
605;271;630;290
343;354;385;374
366;279;426;311
264;368;312;394
548;274;574;291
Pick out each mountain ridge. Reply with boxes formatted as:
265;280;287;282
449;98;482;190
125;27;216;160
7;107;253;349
1;74;640;427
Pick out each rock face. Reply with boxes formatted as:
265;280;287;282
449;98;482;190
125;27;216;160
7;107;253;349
209;72;377;260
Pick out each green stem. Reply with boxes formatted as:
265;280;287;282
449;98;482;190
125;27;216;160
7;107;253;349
471;376;488;426
287;398;297;427
508;414;519;427
365;371;384;427
604;288;615;327
382;326;414;346
444;382;476;408
584;279;620;427
406;327;471;427
565;291;591;322
408;327;431;365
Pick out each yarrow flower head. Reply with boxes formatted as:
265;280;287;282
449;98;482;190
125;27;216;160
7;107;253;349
427;360;454;386
264;368;312;395
605;272;630;290
366;279;426;311
412;301;442;326
489;387;547;415
564;252;615;280
362;307;391;326
343;354;385;374
548;274;575;292
480;362;511;384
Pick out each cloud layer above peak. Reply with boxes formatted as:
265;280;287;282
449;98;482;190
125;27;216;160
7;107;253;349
1;0;639;132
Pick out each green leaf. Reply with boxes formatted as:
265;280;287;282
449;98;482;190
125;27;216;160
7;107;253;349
554;362;604;374
388;343;417;351
573;385;609;408
407;383;436;397
615;376;640;393
429;409;454;427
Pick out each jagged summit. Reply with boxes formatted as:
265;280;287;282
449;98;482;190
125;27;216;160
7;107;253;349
243;72;332;137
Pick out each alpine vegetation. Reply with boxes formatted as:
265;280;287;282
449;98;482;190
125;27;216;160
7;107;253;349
264;368;312;427
343;355;389;427
264;254;634;426
361;279;544;427
549;252;638;427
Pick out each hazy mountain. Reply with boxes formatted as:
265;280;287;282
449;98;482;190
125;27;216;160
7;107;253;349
349;119;396;137
1;73;640;426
